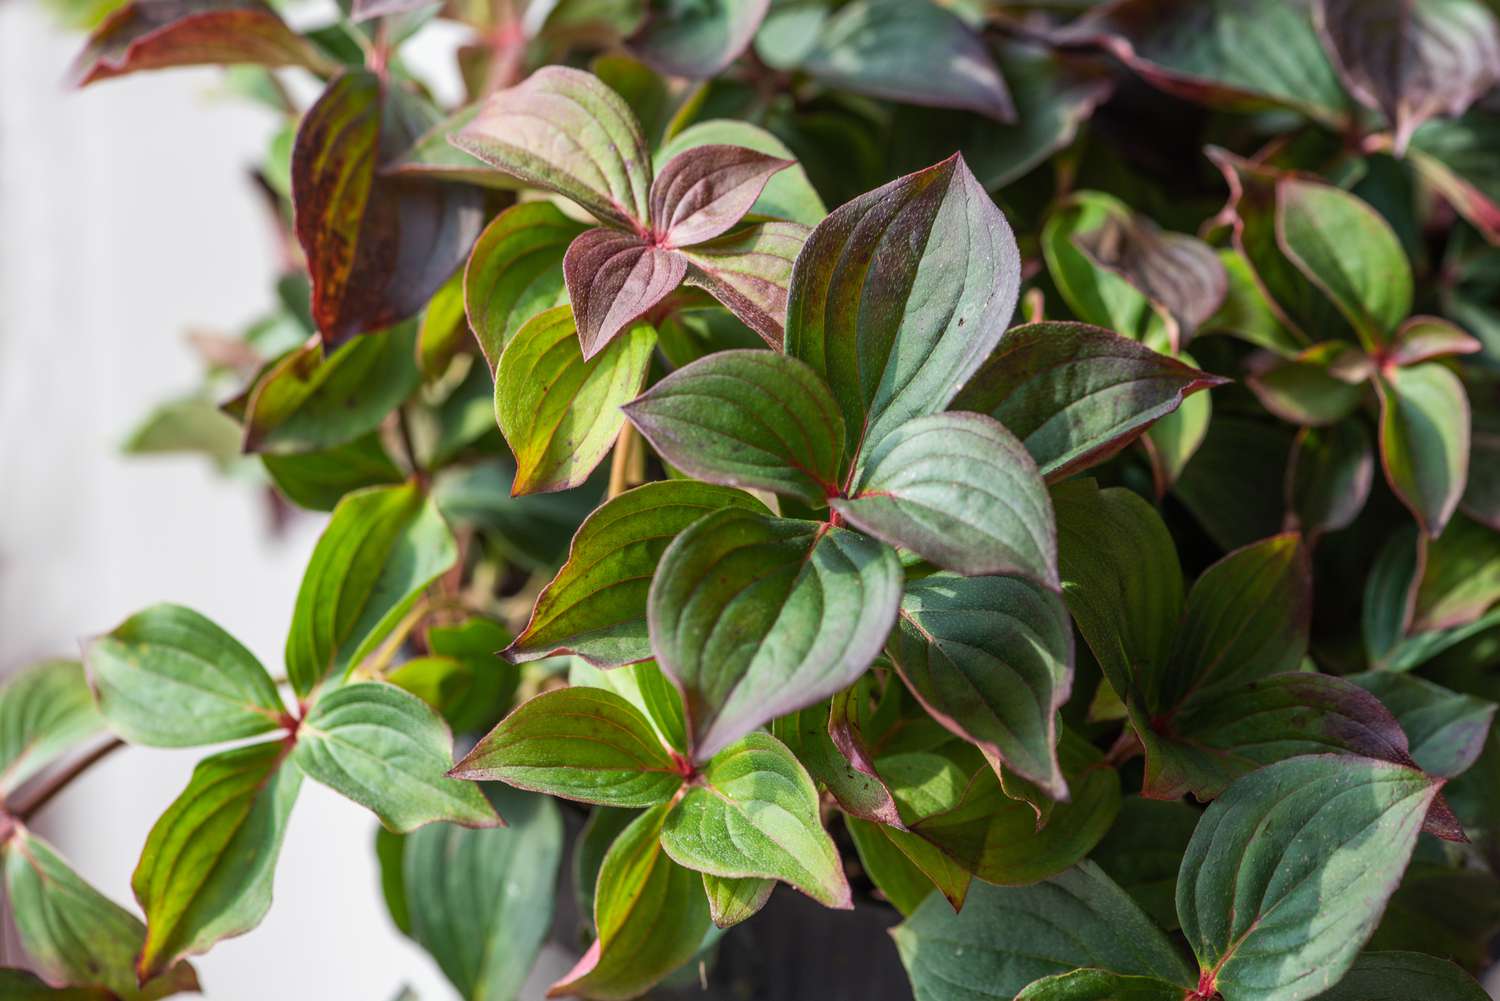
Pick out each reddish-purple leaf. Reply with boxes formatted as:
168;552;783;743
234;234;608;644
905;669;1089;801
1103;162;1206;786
649;145;794;248
292;72;485;348
1315;0;1500;154
563;228;687;360
1071;209;1228;349
71;0;332;86
1388;316;1484;367
678;221;807;348
452;66;653;230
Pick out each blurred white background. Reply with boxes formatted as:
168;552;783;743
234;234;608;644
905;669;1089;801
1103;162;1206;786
0;6;488;998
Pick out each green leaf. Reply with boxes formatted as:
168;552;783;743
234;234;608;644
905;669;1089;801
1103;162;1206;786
1389;315;1483;367
623;349;844;505
771;698;902;826
660;731;851;907
1091;796;1200;931
1245;342;1371;427
242;322;420;454
1371;862;1500;972
785;153;1020;470
1170;414;1294;551
1141;349;1213;492
908;734;1121;886
1375;362;1471;537
1408;110;1500;242
1364;526;1423;664
496;305;655;495
701;873;775;929
507;480;766;666
1350;672;1497;778
374;826;410;936
1062;0;1350;126
800;0;1014;121
1277;178;1412;350
403;786;563;1001
631;0;767;78
454;66;653;229
463;202;584;372
893;863;1196;1001
1177;755;1443;1001
451;687;684;807
1155;533;1310;713
286;481;458;697
122;395;243;465
1014;970;1188;1001
1312;951;1490;1001
293;681;497;832
0;967;112;1000
262;433;405;512
887;573;1072;799
4;829;198;1000
416;268;468;381
649;508;902;760
1286;421;1374;539
570;659;689;755
655;120;825;225
87;604;284;748
1051;479;1183;705
846;814;972;915
1410;513;1500;631
0;660;104;796
133;741;302;981
1040;192;1155;339
832;412;1058;585
551;802;713;1000
954;321;1225;481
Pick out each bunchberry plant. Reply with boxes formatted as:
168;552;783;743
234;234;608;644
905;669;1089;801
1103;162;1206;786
5;1;1500;999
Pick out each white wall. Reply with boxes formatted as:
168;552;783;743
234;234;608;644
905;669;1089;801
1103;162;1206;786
0;7;461;998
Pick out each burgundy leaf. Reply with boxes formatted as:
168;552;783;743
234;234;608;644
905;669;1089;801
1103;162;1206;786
1071;209;1228;349
649;145;794;248
678;221;808;348
563;228;687;360
1316;0;1500;153
292;72;485;348
72;0;332;86
1388;315;1484;367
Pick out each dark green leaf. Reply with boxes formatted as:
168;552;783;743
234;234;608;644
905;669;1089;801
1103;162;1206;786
1091;796;1199;931
1312;951;1490;1001
832;412;1058;585
893;863;1195;1001
1286;420;1374;538
649;508;902;760
1350;672;1496;778
1177;755;1443;1001
701;873;774;929
954;321;1226;481
261;432;405;512
771;697;901;826
1014;970;1188;1001
631;0;769;78
887;573;1072;799
404;786;563;1001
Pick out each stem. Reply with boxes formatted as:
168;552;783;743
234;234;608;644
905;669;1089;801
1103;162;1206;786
11;738;126;822
396;407;426;485
607;424;639;499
